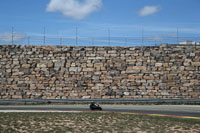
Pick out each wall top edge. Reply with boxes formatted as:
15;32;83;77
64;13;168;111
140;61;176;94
0;44;199;49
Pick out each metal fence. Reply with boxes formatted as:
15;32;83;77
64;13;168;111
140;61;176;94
0;27;199;46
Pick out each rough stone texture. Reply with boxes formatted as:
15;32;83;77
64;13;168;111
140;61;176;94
0;45;200;100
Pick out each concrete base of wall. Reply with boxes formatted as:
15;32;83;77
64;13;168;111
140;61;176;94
0;99;200;105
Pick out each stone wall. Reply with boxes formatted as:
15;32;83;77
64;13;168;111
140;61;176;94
0;45;200;99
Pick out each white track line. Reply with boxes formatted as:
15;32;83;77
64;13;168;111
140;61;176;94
0;110;82;113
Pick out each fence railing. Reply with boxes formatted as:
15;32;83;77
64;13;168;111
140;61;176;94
0;27;199;46
1;35;200;46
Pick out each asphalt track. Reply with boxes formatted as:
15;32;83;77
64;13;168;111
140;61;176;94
0;105;200;119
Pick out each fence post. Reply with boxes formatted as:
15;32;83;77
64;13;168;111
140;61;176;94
76;26;78;46
28;36;30;45
43;27;46;45
142;27;144;46
60;37;62;45
11;27;14;45
108;28;110;46
177;27;179;44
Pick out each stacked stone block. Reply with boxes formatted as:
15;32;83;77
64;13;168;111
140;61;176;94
0;45;200;99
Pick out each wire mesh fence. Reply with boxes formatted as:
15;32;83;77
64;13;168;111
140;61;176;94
0;26;199;47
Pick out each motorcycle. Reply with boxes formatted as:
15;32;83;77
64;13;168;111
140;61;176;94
89;102;102;111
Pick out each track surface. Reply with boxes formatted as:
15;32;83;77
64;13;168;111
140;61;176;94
0;105;199;118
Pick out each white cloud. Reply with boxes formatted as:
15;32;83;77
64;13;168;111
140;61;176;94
0;32;25;43
46;0;102;20
139;6;161;16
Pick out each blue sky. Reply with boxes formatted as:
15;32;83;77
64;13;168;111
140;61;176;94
0;0;200;45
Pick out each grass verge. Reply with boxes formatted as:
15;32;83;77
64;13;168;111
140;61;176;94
0;112;199;132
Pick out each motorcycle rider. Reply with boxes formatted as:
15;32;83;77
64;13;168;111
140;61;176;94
89;101;102;110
